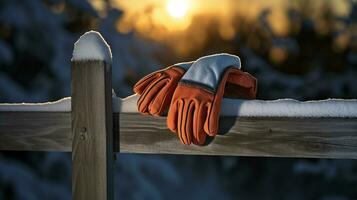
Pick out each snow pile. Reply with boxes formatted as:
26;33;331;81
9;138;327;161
0;97;71;112
0;95;120;112
2;95;356;118
0;96;120;112
72;30;112;63
221;98;357;117
118;95;139;113
121;95;357;117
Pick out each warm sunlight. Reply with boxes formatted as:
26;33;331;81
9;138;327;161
109;0;352;56
166;0;189;18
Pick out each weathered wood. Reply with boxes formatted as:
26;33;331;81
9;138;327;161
71;61;113;200
0;112;71;151
119;113;357;159
0;109;356;159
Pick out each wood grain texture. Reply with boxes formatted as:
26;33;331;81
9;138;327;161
0;112;71;151
71;61;113;200
119;113;357;159
0;111;356;159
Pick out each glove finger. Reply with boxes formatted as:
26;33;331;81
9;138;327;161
177;99;189;144
227;70;256;89
137;77;168;114
167;99;180;133
181;101;194;145
133;72;161;94
204;102;219;136
193;102;207;145
148;79;177;116
225;71;257;99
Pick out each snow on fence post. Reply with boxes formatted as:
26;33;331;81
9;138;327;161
71;31;113;200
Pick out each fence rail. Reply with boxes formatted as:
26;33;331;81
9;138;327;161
119;114;357;159
1;111;356;159
0;112;71;151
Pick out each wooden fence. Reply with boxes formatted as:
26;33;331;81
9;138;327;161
0;46;357;200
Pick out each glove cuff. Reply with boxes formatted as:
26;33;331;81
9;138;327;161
180;53;241;92
173;61;194;70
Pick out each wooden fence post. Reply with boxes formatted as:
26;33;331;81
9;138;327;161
71;32;113;200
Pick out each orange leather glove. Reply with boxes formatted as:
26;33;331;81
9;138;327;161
167;54;257;145
133;59;253;116
133;62;192;116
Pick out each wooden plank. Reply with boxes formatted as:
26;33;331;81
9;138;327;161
119;113;357;159
0;112;71;151
0;112;117;152
0;110;356;159
71;61;113;200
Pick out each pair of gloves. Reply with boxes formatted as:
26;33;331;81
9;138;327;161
133;53;257;145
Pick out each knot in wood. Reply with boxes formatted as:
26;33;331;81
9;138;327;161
80;127;87;140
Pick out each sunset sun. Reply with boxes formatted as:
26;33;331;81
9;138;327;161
166;0;189;18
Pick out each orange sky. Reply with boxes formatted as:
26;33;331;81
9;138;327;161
110;0;350;32
89;0;352;56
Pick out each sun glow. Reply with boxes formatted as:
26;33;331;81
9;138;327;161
109;0;352;56
166;0;189;18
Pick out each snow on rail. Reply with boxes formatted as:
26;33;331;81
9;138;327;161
0;97;71;112
71;30;112;64
220;98;357;117
0;95;357;117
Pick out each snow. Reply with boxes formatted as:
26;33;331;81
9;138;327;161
0;96;119;112
220;98;357;117
71;30;112;64
119;95;357;117
1;94;356;117
117;94;140;113
0;97;71;112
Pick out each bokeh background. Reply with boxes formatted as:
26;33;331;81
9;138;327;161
0;0;356;199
